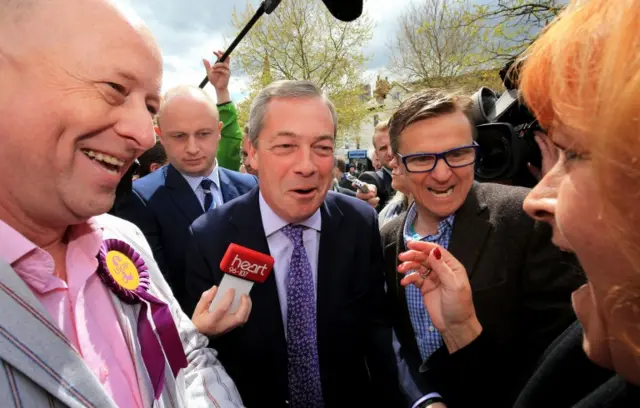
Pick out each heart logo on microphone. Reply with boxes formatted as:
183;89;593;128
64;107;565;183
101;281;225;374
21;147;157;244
229;253;269;278
220;243;275;283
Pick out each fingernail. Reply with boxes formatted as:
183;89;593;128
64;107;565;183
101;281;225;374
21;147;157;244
433;247;442;261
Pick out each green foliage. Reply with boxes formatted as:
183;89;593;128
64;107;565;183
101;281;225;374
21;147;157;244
389;0;489;87
388;0;566;92
261;54;273;86
448;69;505;93
230;0;373;145
373;76;392;101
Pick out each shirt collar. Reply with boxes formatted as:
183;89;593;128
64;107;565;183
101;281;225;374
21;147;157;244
0;218;103;293
0;220;38;264
258;191;322;237
0;218;104;264
403;202;455;241
180;159;221;193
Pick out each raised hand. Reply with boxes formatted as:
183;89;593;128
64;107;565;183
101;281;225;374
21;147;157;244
203;50;231;104
397;241;482;352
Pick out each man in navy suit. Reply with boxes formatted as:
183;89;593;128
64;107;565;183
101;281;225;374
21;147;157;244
185;80;403;407
117;86;257;310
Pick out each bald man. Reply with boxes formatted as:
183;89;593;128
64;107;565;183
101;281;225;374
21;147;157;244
117;85;257;311
0;1;245;407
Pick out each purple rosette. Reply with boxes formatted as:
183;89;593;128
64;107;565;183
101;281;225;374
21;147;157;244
97;239;188;400
98;239;151;303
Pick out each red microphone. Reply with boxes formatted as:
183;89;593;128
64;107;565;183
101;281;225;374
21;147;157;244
208;243;275;313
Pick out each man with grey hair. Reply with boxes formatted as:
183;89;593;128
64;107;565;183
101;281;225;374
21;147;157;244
186;80;404;408
0;0;244;406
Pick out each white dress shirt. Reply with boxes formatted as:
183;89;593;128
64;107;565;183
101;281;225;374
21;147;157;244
179;160;224;210
258;192;321;328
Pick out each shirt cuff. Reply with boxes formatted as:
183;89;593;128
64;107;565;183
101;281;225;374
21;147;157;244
412;393;443;408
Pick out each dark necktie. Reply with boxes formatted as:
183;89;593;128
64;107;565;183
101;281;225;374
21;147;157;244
280;224;324;408
200;178;214;211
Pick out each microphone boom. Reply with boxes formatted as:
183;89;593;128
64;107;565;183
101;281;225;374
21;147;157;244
198;0;363;88
199;0;282;88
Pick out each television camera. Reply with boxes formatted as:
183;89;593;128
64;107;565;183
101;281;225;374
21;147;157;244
472;59;544;188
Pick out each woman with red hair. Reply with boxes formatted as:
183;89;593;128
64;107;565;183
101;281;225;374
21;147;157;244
400;0;640;406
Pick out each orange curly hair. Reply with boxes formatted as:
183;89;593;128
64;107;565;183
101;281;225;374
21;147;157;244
520;0;640;269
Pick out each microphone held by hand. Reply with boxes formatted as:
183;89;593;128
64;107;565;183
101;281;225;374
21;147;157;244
208;243;275;314
221;244;274;283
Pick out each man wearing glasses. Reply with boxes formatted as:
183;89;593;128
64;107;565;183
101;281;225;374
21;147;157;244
379;89;584;408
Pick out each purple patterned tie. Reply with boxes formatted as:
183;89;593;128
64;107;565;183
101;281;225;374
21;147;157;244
281;224;324;408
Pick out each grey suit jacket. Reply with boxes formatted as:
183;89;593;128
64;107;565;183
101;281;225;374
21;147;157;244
0;213;243;408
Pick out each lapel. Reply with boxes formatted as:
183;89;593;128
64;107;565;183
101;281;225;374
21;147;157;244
165;164;204;224
228;189;287;361
315;194;345;382
316;195;344;319
381;169;395;196
218;168;240;203
447;182;492;280
0;260;117;408
99;225;156;408
387;213;423;364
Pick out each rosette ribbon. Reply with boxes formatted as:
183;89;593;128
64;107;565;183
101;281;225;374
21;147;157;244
97;239;188;399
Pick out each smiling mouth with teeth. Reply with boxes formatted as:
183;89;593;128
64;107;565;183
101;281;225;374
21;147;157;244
82;149;125;175
428;186;454;197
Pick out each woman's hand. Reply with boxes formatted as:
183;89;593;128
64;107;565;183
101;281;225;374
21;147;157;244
397;241;482;352
192;285;252;337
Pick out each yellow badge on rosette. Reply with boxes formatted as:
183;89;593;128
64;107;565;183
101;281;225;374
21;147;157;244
105;250;140;291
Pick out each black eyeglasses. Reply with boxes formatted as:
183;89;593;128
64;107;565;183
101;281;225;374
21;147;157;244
397;142;479;173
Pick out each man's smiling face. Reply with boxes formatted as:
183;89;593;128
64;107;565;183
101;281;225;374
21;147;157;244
0;0;162;223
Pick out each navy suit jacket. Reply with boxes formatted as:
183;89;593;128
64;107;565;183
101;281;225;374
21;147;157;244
185;188;404;408
116;164;257;309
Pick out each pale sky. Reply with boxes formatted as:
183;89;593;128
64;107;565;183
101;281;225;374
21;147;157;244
113;0;413;103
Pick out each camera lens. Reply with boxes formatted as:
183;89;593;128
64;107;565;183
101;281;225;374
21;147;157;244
475;127;511;180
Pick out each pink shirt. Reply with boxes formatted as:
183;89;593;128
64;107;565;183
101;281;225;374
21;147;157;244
0;219;143;408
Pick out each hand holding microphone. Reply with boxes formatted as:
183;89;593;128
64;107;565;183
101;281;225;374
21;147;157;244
192;243;274;336
350;175;379;208
210;242;274;311
192;285;252;337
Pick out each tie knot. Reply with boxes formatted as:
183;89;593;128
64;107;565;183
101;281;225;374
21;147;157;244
200;178;213;192
281;224;305;244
